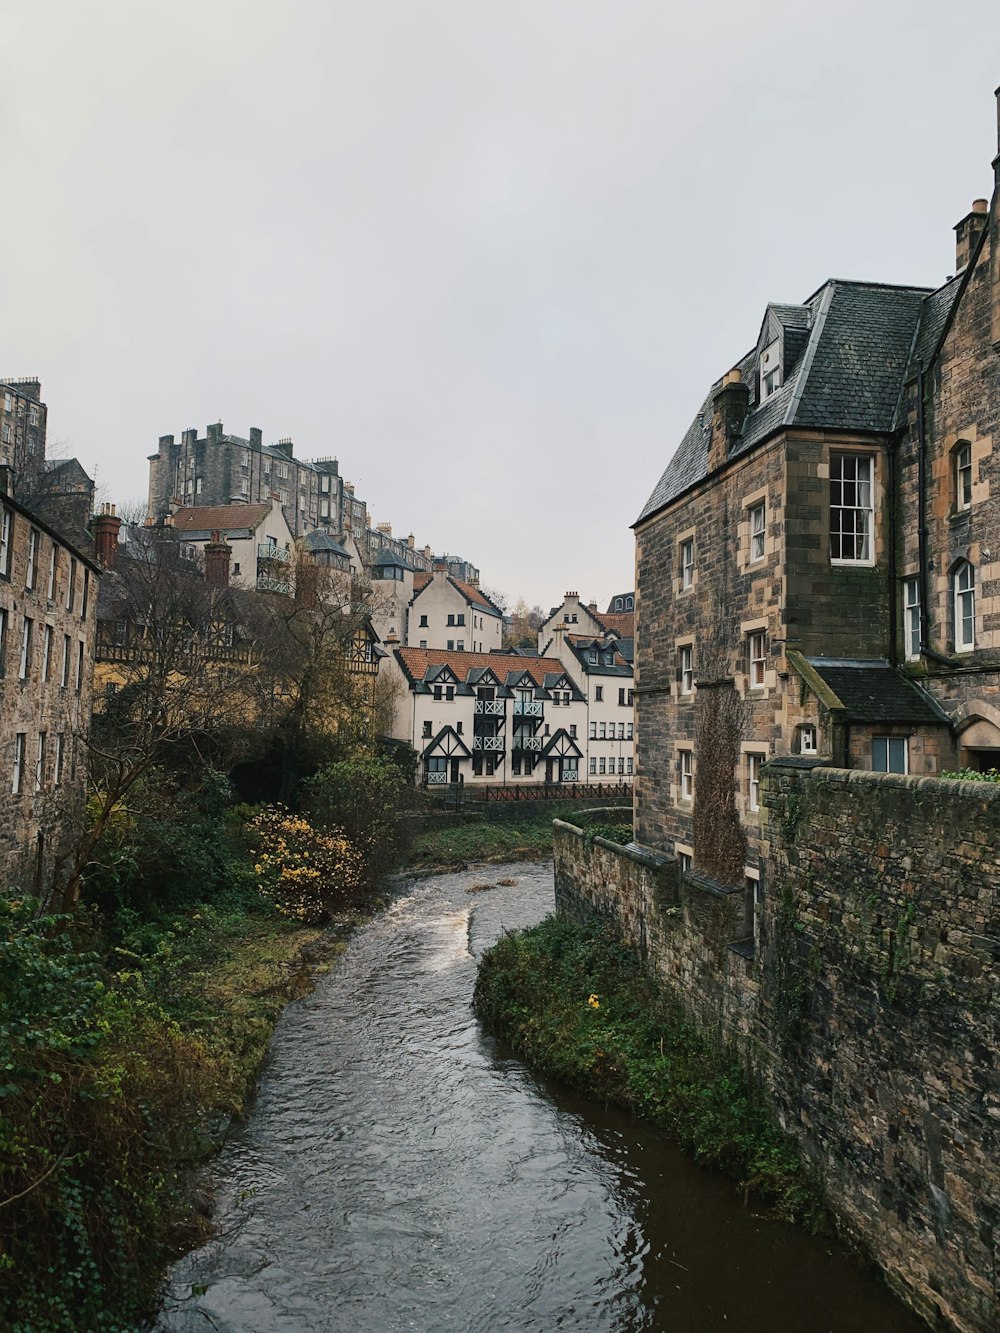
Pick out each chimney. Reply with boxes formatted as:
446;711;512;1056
384;629;400;646
249;426;263;448
158;433;175;453
407;532;415;549
432;560;448;574
422;545;432;559
204;529;231;589
708;368;750;472
955;199;989;273
588;599;597;612
468;575;480;588
92;502;122;569
377;522;392;536
565;590;578;601
207;422;223;445
182;427;197;449
993;85;1000;351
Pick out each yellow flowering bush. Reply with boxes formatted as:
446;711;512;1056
249;806;362;923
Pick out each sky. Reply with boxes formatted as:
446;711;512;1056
1;2;999;611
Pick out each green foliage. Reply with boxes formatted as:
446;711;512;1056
405;818;555;868
473;914;827;1230
583;822;634;846
940;767;1000;783
302;755;410;885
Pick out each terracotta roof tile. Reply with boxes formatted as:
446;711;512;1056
594;611;635;636
171;503;271;534
395;646;565;688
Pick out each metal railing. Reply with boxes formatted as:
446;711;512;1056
257;544;290;562
511;734;543;751
426;771;448;785
473;735;504;752
513;699;543;717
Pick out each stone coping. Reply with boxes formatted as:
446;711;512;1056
552;819;674;872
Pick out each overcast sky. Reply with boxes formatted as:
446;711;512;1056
2;3;998;610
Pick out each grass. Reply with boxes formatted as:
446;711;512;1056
404;818;556;868
473;913;828;1230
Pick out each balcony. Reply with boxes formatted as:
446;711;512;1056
257;544;290;562
474;699;504;716
513;699;543;718
426;771;448;785
256;574;291;595
512;733;543;752
473;735;504;752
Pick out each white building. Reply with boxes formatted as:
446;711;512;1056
168;499;296;593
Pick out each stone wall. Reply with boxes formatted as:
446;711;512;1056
553;761;999;1332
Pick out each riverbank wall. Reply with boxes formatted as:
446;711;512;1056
553;760;999;1333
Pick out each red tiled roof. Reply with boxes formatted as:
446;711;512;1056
593;610;634;636
413;571;432;594
171;504;271;534
395;646;565;687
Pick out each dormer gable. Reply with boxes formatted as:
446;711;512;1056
753;303;811;407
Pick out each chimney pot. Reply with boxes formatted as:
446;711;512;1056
204;534;232;589
92;505;123;570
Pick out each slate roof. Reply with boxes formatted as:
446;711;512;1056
302;530;351;558
564;633;633;677
637;278;942;524
171;503;272;536
803;658;950;725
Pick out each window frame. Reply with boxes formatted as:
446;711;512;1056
679;643;694;695
749;500;766;563
678;748;694;802
829;453;874;565
903;576;920;662
953;560;975;653
747;752;765;812
872;736;908;774
955;441;973;513
748;630;767;690
679;538;694;591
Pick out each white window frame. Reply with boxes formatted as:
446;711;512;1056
0;506;12;577
953;561;975;653
47;544;57;600
955;442;972;512
830;453;873;564
748;630;767;689
12;732;25;794
26;527;38;590
679;749;693;801
19;616;32;679
747;752;765;811
589;756;597;775
680;538;694;590
800;724;817;756
903;577;920;662
679;643;694;695
872;736;908;774
749;501;766;563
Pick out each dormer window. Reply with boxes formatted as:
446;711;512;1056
759;340;781;401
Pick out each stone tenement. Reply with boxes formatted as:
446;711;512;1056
554;763;999;1333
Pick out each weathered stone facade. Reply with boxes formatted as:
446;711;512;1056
555;758;999;1332
1;485;99;897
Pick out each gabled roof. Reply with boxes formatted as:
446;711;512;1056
171;503;272;536
410;570;503;615
422;725;472;759
592;609;635;637
394;646;564;690
637;278;940;524
302;530;351;558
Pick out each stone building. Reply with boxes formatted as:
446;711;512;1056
633;89;1000;890
145;421;478;584
1;473;100;897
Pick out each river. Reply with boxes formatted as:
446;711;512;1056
156;862;924;1333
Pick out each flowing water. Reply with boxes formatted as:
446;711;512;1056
156;863;923;1333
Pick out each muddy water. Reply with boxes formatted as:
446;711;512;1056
156;863;923;1333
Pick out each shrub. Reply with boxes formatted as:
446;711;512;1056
301;755;409;884
249;805;362;922
940;767;1000;783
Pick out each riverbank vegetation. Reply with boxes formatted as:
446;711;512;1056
0;755;409;1333
404;807;632;870
473;914;828;1230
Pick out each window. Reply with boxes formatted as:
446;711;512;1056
872;737;908;774
589;721;597;739
0;506;12;577
0;607;6;674
800;724;817;755
595;686;603;702
422;720;432;738
599;721;606;739
76;640;84;692
680;538;694;590
626;757;633;775
35;734;46;791
618;687;626;705
66;557;77;612
445;685;455;701
759;340;781;401
599;757;606;774
626;722;633;740
41;625;52;682
955;442;973;511
54;733;65;786
455;721;463;734
748;631;766;689
420;639;427;649
953;561;975;652
433;684;443;700
12;733;25;794
61;635;70;687
618;722;625;739
26;527;38;589
749;501;766;562
589;757;597;775
569;724;577;738
447;614;455;626
446;640;454;651
678;850;692;875
830;454;873;563
564;760;579;782
80;569;90;620
679;749;693;801
903;577;920;662
512;755;522;776
47;544;57;599
19;617;32;679
679;643;693;695
456;641;464;651
456;613;465;626
747;752;765;811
